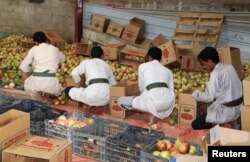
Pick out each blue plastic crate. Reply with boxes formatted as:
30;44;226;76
72;118;130;161
0;94;21;114
45;111;96;141
106;126;164;162
141;136;202;162
7;99;66;136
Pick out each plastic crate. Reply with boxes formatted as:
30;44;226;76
0;94;21;114
141;136;202;162
72;118;130;161
45;111;96;141
7;99;66;136
106;126;164;162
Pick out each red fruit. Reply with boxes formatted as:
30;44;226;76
155;140;168;151
169;146;177;153
179;142;190;154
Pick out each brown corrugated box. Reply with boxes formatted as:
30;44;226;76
106;22;125;38
149;34;169;47
119;47;147;69
20;38;36;49
121;17;145;44
0;88;42;102
178;90;207;126
202;126;250;156
102;44;126;60
43;31;66;51
90;14;110;33
2;135;72;162
110;81;140;118
158;41;180;66
243;76;250;106
218;47;243;80
75;43;92;56
0;110;30;161
241;105;250;132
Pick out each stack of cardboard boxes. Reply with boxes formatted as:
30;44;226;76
0;109;72;162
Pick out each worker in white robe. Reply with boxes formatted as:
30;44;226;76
19;31;65;96
118;47;175;121
64;46;116;106
191;47;243;130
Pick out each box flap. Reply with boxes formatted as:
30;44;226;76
3;135;71;159
120;47;147;57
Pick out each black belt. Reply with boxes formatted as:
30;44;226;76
146;82;168;91
32;70;55;77
223;96;243;107
89;78;109;85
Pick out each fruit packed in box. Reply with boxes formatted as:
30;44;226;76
45;111;95;141
141;136;202;162
72;118;130;161
106;126;164;162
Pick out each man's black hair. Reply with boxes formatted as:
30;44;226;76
33;31;47;43
91;46;103;58
198;47;219;63
147;47;162;61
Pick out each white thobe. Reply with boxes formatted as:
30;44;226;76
132;60;175;119
69;58;116;106
192;63;243;124
19;43;65;95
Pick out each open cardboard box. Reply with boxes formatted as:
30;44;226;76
110;81;140;118
178;89;207;126
0;109;30;161
2;135;72;162
158;41;180;66
102;43;126;60
202;125;250;157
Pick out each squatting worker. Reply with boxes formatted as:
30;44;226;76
19;31;65;96
191;47;243;130
64;46;116;106
118;47;175;124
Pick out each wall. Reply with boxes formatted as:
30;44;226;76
83;3;250;63
0;0;75;41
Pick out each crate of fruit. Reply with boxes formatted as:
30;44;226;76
106;125;164;162
141;136;202;162
45;111;96;141
0;94;21;114
6;99;66;136
72;118;130;161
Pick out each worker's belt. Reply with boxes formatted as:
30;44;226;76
223;96;243;107
89;78;109;85
32;70;55;77
146;82;168;91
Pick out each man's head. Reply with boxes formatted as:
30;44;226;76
198;47;219;71
147;47;162;62
33;31;47;43
91;46;103;58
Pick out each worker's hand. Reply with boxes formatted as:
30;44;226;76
192;89;201;100
75;81;82;88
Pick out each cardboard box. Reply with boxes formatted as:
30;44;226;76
218;47;243;80
119;47;147;68
149;34;169;47
75;43;92;56
90;14;110;33
130;17;145;34
181;55;204;71
106;22;125;38
110;81;140;118
0;88;42;102
178;90;207;126
176;154;207;162
158;41;179;65
121;24;141;44
202;125;250;156
243;76;250;105
102;44;126;60
66;76;85;87
0;110;30;161
2;135;72;162
241;105;250;132
43;31;66;51
20;38;36;49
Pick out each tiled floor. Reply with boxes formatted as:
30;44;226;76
52;104;208;162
